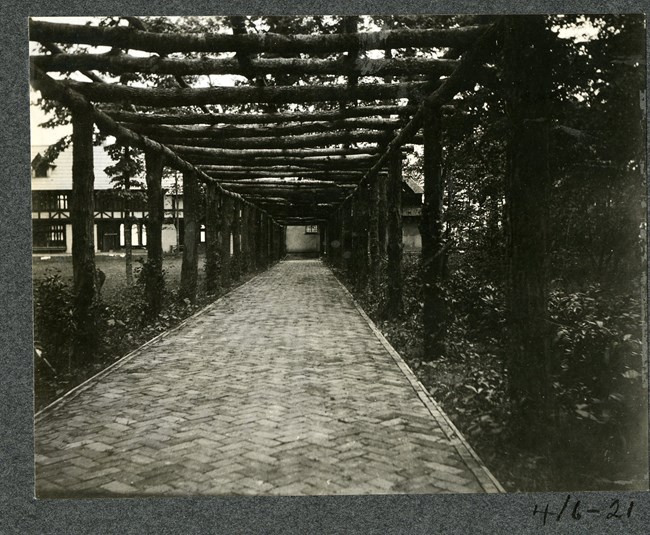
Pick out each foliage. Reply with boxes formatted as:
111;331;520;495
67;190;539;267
136;257;166;319
33;271;75;372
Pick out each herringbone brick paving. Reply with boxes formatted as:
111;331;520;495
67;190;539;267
35;259;501;496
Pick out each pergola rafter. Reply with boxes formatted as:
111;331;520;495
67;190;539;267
29;14;503;338
29;20;486;55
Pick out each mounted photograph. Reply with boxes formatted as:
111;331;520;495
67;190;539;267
30;14;648;497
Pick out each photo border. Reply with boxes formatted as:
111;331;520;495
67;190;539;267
3;1;649;533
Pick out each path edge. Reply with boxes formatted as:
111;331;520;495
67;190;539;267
331;268;506;494
34;267;268;424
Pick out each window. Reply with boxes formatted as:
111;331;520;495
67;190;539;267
57;194;68;210
305;225;319;234
32;153;53;178
48;224;65;244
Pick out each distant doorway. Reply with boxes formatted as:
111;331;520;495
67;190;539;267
285;225;320;258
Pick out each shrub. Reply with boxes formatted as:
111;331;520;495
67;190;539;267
34;271;75;372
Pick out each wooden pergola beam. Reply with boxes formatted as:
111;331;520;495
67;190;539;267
197;164;372;174
188;155;380;169
139;130;391;150
118;118;401;139
62;79;437;107
104;105;420;125
168;145;387;159
203;170;372;180
32;53;460;78
215;183;356;192
30;20;486;55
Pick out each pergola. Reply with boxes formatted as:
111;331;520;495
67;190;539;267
29;15;550;409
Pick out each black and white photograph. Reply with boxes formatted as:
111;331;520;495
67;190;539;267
28;14;648;501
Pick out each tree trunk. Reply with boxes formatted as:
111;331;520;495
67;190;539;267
144;148;165;318
70;111;98;366
205;182;221;294
420;104;446;361
180;170;200;301
503;15;553;443
386;150;403;318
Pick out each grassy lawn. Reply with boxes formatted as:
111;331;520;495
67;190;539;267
32;251;207;303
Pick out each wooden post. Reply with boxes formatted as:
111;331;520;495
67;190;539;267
420;103;446;360
240;203;250;274
220;194;234;287
386;149;403;318
368;173;380;291
231;199;242;280
341;201;352;273
70;110;98;365
180;170;200;301
356;183;370;289
335;209;344;268
205;182;221;294
248;206;257;271
377;165;388;263
503;15;553;440
144;148;165;317
264;215;270;266
255;211;263;268
269;219;274;263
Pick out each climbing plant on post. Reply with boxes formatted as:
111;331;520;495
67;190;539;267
179;170;200;301
503;15;554;444
386;149;403;318
70;110;98;366
420;103;447;360
204;182;221;294
143;148;165;318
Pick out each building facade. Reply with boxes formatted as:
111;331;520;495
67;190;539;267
32;143;423;255
31;143;182;254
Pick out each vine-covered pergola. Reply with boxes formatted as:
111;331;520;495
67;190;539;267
30;15;553;430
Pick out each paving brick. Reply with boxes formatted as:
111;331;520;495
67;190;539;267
35;260;500;497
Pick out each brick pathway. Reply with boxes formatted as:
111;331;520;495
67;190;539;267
35;260;503;497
